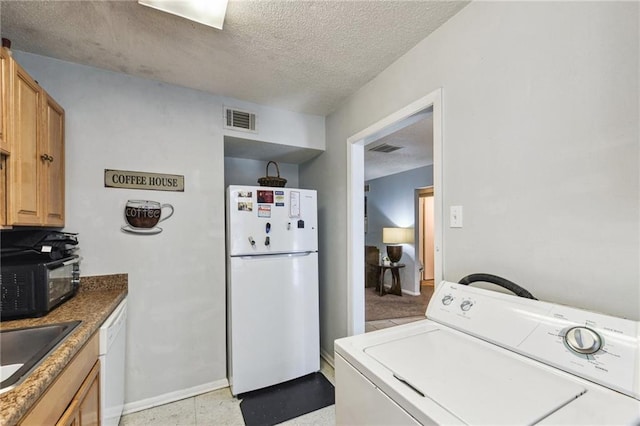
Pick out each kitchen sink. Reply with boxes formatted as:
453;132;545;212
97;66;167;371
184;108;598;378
0;321;81;394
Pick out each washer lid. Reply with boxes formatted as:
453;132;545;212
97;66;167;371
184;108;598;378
365;329;587;425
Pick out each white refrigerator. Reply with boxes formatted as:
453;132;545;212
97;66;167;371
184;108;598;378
226;185;320;396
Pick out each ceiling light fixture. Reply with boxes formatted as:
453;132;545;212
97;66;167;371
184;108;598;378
138;0;229;30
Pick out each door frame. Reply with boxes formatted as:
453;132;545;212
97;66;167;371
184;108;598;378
346;89;444;336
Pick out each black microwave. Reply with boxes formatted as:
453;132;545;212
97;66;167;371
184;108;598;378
0;256;81;320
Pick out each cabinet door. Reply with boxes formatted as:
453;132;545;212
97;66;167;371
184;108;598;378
77;363;100;426
55;361;100;426
56;400;80;426
8;59;42;225
0;47;9;154
42;93;65;226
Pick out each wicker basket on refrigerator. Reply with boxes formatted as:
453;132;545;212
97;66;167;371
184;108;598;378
257;161;287;187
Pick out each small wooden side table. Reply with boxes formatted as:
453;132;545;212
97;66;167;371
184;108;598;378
374;263;405;296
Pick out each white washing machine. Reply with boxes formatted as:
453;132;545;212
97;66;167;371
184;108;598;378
335;281;640;425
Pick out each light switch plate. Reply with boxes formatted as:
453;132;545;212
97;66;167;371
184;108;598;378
450;205;463;228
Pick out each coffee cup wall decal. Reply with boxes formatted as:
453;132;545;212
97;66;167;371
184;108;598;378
121;200;174;235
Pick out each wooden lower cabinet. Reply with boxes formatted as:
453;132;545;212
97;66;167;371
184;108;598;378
57;399;81;426
57;361;100;426
78;364;100;426
20;333;100;426
1;154;6;226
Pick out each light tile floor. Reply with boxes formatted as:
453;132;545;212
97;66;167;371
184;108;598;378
120;360;336;426
364;315;425;333
119;317;422;426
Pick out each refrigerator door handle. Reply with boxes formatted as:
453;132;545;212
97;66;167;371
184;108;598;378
239;251;315;260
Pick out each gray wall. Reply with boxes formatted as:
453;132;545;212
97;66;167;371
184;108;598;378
301;1;639;359
365;165;433;293
14;51;324;410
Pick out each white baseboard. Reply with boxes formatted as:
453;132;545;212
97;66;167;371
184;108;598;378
402;288;420;296
320;347;335;368
123;378;230;415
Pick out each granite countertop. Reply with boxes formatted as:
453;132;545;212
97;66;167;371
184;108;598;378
0;274;128;426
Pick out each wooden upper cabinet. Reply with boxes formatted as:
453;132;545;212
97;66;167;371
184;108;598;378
42;92;65;227
8;59;43;226
0;47;9;154
6;56;65;227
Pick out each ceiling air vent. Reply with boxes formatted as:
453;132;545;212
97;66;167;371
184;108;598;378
368;143;403;153
224;107;257;133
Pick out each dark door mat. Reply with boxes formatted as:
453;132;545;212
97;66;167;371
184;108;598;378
239;372;335;426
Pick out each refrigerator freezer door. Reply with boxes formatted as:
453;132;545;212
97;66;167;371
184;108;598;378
227;186;318;256
228;252;320;395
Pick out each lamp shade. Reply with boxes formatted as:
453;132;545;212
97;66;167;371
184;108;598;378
382;227;414;244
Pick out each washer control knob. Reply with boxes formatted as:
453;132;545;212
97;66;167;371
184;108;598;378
460;300;474;312
442;295;454;305
565;327;602;355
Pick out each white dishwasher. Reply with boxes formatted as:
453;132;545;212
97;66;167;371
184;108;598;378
99;298;127;426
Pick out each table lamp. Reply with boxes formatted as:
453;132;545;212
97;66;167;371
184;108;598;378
382;227;414;264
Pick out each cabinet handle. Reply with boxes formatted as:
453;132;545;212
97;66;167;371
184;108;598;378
48;155;54;162
41;154;49;162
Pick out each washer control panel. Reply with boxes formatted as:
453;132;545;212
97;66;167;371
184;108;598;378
439;293;476;312
427;282;639;399
564;326;602;355
460;299;474;312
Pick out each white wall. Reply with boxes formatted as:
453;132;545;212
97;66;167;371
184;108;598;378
301;1;639;356
13;51;324;407
221;97;325;150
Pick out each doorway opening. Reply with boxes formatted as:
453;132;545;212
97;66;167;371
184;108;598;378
417;186;435;286
347;89;443;336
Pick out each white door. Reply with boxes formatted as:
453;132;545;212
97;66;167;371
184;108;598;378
419;193;434;281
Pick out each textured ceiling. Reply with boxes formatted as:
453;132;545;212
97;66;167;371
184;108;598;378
0;0;465;178
365;111;433;181
0;0;468;116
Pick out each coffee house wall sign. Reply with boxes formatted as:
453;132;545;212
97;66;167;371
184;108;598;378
105;169;184;192
122;200;174;235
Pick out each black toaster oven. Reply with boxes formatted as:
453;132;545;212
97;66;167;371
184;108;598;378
0;255;81;320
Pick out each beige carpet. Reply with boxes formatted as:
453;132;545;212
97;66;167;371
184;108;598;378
365;285;434;321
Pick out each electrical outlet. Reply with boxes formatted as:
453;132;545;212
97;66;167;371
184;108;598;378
450;205;463;228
